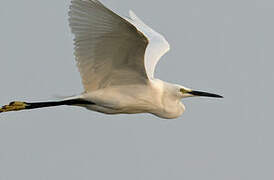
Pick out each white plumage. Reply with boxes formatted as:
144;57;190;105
67;0;222;118
0;0;222;118
69;0;149;91
126;10;170;79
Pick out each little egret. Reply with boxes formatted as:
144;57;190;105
0;0;222;119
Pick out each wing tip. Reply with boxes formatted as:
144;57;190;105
129;10;136;19
129;9;142;22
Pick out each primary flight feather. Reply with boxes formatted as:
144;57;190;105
0;0;222;119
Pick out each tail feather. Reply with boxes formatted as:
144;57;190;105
0;99;94;113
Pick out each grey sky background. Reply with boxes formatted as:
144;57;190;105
0;0;273;179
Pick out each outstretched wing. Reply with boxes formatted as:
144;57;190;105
69;0;149;91
126;10;170;79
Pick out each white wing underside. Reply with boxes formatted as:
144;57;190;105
69;0;170;91
126;10;170;79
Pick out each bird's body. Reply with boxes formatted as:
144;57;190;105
0;0;222;119
79;79;185;119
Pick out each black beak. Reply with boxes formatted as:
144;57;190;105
189;90;223;98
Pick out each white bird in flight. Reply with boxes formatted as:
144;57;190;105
0;0;222;119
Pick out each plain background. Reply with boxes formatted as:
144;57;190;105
0;0;273;179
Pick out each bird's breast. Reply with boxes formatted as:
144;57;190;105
152;101;185;119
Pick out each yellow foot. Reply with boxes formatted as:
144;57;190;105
0;101;28;113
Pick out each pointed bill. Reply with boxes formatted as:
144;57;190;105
189;90;223;98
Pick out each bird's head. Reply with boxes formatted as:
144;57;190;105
178;86;223;99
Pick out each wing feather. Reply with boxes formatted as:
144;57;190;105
69;0;149;91
127;10;170;79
